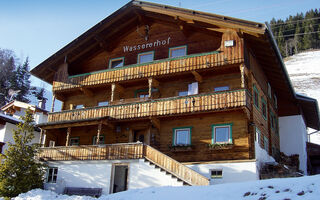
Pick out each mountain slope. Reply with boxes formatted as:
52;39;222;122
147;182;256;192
284;50;320;144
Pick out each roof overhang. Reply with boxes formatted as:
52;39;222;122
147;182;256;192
30;0;265;84
296;94;320;130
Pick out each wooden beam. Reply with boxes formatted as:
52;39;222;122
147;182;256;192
240;64;245;88
111;83;125;102
191;71;203;83
80;88;94;97
96;122;102;145
150;117;160;130
148;78;159;98
66;127;71;146
51;95;56;112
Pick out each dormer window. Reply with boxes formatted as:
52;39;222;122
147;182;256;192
109;57;124;69
169;45;187;58
138;51;154;64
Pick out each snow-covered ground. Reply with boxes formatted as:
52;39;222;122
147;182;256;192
10;175;320;200
284;50;320;144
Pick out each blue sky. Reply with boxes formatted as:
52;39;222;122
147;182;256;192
0;0;318;89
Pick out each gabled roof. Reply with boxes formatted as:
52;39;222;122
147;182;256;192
30;1;320;128
1;100;48;115
30;0;265;84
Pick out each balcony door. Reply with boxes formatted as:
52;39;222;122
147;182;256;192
132;129;150;145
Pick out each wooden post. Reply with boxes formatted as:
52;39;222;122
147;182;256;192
66;127;71;146
39;129;43;145
240;64;245;88
51;95;56;112
111;83;116;102
96;122;102;145
148;78;152;98
148;78;159;98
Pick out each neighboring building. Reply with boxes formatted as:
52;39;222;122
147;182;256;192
31;1;320;195
0;100;48;153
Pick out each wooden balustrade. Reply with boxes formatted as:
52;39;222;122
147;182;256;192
37;143;209;186
38;143;144;161
143;145;209;186
48;89;250;123
53;50;244;92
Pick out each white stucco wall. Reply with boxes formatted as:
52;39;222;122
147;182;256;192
44;159;183;195
186;161;258;184
0;122;40;153
34;112;48;124
279;115;308;175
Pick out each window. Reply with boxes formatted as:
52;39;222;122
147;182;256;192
93;135;105;145
47;167;58;183
178;91;188;96
255;127;261;143
270;111;276;130
212;123;233;144
172;127;192;146
274;94;278;109
210;169;223;179
138;51;154;64
69;137;80;146
98;101;109;106
263;136;269;152
261;97;267;120
214;86;230;92
169;45;187;58
109;57;124;68
134;89;149;99
74;104;84;109
253;85;259;108
49;140;55;147
267;83;272;99
188;82;198;95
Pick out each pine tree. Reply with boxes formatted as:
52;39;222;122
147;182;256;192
0;109;45;198
12;58;31;103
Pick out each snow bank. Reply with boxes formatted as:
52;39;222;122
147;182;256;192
255;141;276;170
12;175;320;200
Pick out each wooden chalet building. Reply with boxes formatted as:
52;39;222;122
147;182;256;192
31;0;320;195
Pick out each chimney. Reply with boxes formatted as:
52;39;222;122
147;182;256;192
38;99;46;110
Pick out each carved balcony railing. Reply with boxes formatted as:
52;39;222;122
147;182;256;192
53;50;244;92
47;89;251;123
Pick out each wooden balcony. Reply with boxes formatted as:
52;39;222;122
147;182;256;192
47;89;251;124
53;50;244;92
37;143;209;186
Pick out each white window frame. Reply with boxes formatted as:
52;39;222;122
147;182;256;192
173;127;192;146
267;83;272;99
169;45;187;58
47;167;58;183
137;51;154;64
109;57;124;69
210;169;223;179
212;124;232;144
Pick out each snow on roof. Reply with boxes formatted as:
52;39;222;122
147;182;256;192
1;100;48;114
0;112;22;124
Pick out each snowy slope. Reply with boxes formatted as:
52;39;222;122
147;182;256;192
284;50;320;144
12;175;320;200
